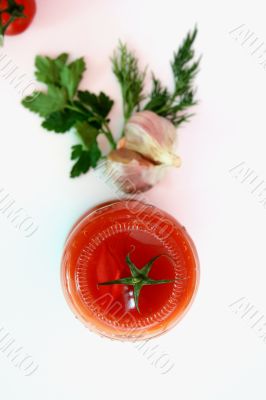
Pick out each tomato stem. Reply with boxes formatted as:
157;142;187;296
0;0;25;42
98;247;175;313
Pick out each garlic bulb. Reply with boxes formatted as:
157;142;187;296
106;111;181;193
122;111;181;167
106;148;169;193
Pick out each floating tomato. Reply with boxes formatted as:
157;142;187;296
61;200;199;340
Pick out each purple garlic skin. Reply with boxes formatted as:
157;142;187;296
122;111;181;167
107;111;181;193
107;148;169;193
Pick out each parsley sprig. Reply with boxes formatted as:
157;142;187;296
98;247;175;313
22;53;115;177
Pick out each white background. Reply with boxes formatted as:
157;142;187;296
1;0;266;398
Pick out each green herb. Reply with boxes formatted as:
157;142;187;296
22;54;115;178
98;248;174;313
22;28;200;179
70;122;101;177
144;26;200;126
0;0;25;44
112;42;146;124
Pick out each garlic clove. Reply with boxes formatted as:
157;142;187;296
123;111;181;167
108;148;152;166
106;148;169;193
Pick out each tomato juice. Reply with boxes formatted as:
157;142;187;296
61;200;199;340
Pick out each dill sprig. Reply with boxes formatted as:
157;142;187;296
112;42;146;123
144;26;200;126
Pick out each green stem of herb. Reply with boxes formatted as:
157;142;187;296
66;104;116;149
102;121;116;149
121;97;129;137
122;88;127;120
65;104;87;117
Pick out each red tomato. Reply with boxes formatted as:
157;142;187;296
0;0;36;36
61;200;199;340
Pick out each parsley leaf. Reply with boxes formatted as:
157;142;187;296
22;86;67;117
75;121;98;147
70;147;91;178
35;54;69;85
22;53;115;178
71;144;83;160
60;58;86;98
70;124;101;178
78;91;114;119
89;141;101;167
41;109;85;133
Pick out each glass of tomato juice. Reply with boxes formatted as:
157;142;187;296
61;200;199;340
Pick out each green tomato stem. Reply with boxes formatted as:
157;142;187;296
98;248;175;313
0;0;25;39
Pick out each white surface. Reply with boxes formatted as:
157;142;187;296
1;0;266;398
